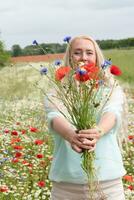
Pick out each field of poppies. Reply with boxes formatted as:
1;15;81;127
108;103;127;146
0;54;134;199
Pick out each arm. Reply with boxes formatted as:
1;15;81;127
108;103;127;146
51;116;94;153
77;112;116;149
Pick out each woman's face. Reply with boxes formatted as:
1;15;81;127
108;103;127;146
71;38;96;66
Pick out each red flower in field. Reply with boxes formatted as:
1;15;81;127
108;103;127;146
36;154;43;159
34;139;44;145
0;185;8;192
110;65;122;76
11;137;21;144
55;66;71;81
13;145;24;150
22;160;29;165
11;130;18;136
128;185;134;190
28;163;33;168
123;175;133;182
21;129;27;134
4;129;10;133
12;158;19;163
38;181;45;187
30;127;38;132
15;152;22;158
128;135;134;140
16;122;21;125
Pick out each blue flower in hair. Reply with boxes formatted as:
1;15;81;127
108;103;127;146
101;59;112;69
33;40;38;45
63;36;71;43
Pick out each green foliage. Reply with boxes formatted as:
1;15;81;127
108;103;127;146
0;41;10;67
97;38;134;49
11;44;22;57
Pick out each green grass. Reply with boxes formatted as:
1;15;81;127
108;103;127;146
103;49;134;85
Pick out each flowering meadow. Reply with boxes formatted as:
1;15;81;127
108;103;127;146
0;59;134;199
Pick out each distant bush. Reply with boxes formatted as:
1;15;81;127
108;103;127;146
0;41;10;68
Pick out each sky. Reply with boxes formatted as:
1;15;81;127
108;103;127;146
0;0;134;50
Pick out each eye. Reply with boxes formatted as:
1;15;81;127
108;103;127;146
73;51;82;55
86;51;93;55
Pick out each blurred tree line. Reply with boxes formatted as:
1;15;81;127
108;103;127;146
10;37;134;57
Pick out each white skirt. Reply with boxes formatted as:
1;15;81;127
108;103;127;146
50;178;125;200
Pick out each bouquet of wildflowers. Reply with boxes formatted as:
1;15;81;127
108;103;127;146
32;39;122;199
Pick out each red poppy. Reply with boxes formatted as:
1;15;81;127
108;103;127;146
34;139;44;145
128;135;134;140
11;137;21;144
123;175;133;182
75;71;90;82
12;158;19;163
128;185;134;190
38;181;45;187
15;152;22;158
83;63;98;73
36;154;43;159
21;129;27;134
30;127;38;132
4;129;10;133
11;130;18;136
0;185;8;192
55;66;71;81
22;160;29;165
110;65;122;76
13;145;24;150
27;163;33;168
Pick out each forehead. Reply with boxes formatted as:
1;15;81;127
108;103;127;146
71;38;95;51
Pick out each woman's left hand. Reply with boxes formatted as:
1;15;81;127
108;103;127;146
77;128;101;151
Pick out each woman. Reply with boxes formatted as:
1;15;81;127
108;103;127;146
45;36;126;200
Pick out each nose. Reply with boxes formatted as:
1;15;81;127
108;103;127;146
81;52;88;61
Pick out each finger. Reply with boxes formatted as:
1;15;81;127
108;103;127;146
78;134;97;139
88;144;96;152
71;144;82;153
82;138;96;146
79;129;96;134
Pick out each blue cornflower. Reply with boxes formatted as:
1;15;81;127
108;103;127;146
63;36;71;43
54;60;61;66
40;67;48;75
33;40;38;45
77;68;87;75
101;59;112;69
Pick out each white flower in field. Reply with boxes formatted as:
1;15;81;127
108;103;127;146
34;189;42;198
42;195;47;199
